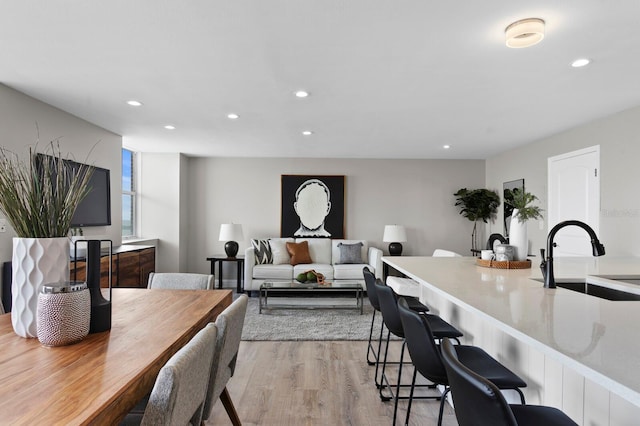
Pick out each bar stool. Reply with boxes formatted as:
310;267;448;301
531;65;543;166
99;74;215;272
398;298;526;426
441;338;577;426
375;281;463;421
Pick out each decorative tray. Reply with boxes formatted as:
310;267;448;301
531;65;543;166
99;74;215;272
475;259;531;269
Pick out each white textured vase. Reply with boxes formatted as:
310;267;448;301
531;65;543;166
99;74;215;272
12;237;70;338
509;209;528;261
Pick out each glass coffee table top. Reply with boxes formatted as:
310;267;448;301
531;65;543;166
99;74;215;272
259;280;364;313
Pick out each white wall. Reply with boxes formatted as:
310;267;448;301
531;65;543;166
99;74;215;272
486;105;640;256
0;84;122;264
185;157;486;276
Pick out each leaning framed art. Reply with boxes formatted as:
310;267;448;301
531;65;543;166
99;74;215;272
281;175;345;238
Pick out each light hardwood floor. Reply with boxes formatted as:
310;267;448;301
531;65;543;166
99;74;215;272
205;340;458;426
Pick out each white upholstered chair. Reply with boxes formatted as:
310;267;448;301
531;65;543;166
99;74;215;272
202;294;249;426
386;249;462;297
432;249;463;257
147;272;214;290
123;323;218;426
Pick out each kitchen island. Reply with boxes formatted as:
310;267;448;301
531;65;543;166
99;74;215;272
384;255;640;426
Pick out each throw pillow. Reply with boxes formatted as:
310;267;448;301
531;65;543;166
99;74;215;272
269;239;291;265
286;241;312;265
337;242;364;264
251;239;272;265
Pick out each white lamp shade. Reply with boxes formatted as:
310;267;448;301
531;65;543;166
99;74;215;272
219;223;244;241
383;225;407;243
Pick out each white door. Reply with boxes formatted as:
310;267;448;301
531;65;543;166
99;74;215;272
548;146;600;256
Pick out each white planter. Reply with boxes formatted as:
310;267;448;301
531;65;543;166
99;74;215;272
509;209;528;261
11;237;70;338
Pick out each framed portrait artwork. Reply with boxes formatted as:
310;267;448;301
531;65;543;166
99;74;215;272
281;175;345;238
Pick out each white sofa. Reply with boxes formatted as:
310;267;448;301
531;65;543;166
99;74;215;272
244;238;383;292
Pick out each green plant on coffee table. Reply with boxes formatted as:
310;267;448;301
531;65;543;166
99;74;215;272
505;189;544;223
454;188;500;253
0;142;94;238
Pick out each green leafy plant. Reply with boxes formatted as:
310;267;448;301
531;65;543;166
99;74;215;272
0;141;94;238
505;189;544;224
454;188;500;253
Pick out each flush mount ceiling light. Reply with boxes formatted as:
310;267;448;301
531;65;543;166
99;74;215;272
571;58;591;68
126;100;143;106
302;130;313;136
505;18;545;48
227;113;239;119
443;145;451;149
164;125;176;130
295;90;309;98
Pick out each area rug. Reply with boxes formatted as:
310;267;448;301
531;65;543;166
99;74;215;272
241;296;386;341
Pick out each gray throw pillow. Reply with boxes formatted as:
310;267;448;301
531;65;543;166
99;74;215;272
252;239;273;264
337;242;364;264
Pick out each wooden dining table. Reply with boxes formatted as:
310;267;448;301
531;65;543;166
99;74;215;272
0;288;232;425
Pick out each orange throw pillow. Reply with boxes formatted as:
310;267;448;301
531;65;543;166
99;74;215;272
286;241;312;265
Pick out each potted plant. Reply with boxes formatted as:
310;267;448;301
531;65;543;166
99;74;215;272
454;188;500;254
0;142;93;337
504;189;544;261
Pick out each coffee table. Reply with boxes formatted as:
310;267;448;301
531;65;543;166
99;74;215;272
259;280;364;314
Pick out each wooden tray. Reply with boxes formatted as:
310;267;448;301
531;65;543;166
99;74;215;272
476;259;531;269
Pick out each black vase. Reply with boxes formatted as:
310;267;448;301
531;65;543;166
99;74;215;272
86;240;111;333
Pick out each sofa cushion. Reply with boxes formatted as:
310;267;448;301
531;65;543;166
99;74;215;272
253;264;293;280
332;240;368;265
251;239;272;264
296;238;332;264
286;241;312;265
336;242;364;264
269;238;293;264
334;263;369;280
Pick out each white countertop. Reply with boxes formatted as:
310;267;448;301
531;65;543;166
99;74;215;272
383;255;640;405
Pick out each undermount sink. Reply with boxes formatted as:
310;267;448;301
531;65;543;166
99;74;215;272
532;278;640;301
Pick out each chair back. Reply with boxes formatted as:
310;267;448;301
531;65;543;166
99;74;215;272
397;298;448;384
441;338;518;426
433;249;462;257
141;323;217;426
147;272;214;290
203;294;249;420
362;266;381;311
374;280;404;338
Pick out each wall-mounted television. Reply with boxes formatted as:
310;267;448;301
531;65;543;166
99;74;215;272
37;154;112;227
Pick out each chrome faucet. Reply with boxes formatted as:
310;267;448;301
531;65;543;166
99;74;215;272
540;220;605;288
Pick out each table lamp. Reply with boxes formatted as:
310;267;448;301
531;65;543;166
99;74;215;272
219;223;244;258
383;225;407;256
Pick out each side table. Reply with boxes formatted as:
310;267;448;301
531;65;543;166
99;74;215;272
206;255;245;293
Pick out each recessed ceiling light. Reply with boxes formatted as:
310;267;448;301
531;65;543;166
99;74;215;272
227;113;239;119
505;18;545;48
295;91;309;98
571;58;591;68
302;130;313;136
443;145;451;149
126;100;143;106
164;125;176;130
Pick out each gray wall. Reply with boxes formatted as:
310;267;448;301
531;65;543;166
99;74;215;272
185;157;485;275
0;84;123;265
486;105;640;256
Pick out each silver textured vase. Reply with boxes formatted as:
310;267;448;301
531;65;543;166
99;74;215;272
11;237;70;338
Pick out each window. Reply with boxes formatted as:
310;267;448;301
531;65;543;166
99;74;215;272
122;148;136;237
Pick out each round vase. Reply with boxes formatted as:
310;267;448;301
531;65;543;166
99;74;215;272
509;210;528;261
11;237;70;338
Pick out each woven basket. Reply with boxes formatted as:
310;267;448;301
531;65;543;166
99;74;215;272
476;259;531;269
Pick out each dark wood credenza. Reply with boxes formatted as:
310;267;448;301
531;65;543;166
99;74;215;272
70;245;156;288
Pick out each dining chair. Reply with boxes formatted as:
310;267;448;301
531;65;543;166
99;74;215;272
441;338;578;426
122;322;218;426
375;281;463;424
147;272;214;290
202;294;249;426
397;298;526;426
432;249;463;257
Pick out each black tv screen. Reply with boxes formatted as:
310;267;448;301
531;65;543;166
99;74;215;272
71;162;111;227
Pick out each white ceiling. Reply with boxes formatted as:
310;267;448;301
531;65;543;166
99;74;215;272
1;1;639;159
